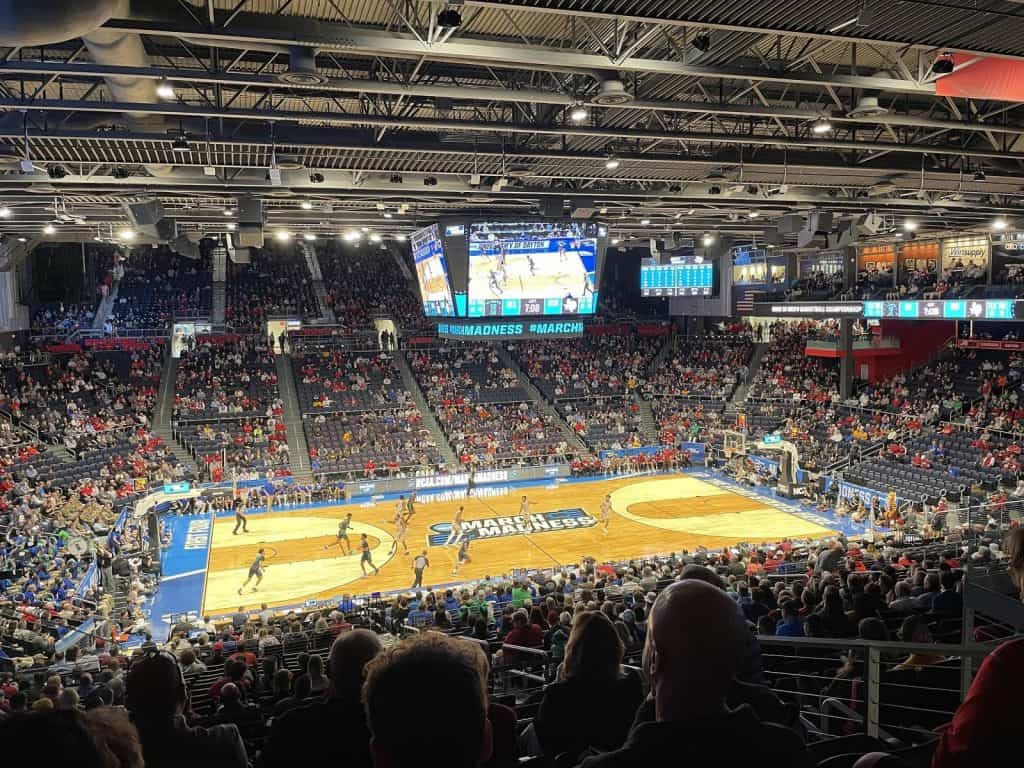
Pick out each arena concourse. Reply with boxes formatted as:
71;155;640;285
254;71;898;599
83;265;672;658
0;3;1022;767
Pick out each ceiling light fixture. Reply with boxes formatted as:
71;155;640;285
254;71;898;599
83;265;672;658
119;229;135;241
300;201;313;210
903;220;918;232
640;218;650;225
993;217;1009;230
275;230;291;241
599;207;608;214
701;233;715;246
396;234;407;242
0;207;11;218
303;232;317;241
604;154;621;170
156;81;176;100
17;236;26;243
611;238;620;245
223;208;234;216
811;118;833;135
383;212;393;219
343;230;360;242
226;222;236;231
569;103;588;122
369;233;382;243
42;224;55;235
748;210;760;218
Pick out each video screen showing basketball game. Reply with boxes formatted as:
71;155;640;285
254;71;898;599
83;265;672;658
467;221;599;317
411;224;456;317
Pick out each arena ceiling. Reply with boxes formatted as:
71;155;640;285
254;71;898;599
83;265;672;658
2;0;1024;252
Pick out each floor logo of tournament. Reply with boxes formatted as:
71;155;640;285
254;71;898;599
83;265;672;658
427;508;596;546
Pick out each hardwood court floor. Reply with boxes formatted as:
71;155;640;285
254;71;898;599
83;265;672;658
202;473;835;615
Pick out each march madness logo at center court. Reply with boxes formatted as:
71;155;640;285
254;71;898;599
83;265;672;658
427;508;596;546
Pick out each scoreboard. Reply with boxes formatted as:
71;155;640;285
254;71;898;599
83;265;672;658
640;262;714;296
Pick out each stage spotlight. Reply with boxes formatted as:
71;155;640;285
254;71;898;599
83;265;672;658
932;56;954;75
390;174;403;183
47;165;68;179
171;136;190;152
691;34;711;53
423;176;438;186
309;172;325;184
974;170;986;181
112;167;131;179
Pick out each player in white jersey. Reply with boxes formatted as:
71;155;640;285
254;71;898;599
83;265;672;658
519;495;533;533
599;494;613;534
445;505;465;546
391;512;410;556
394;496;407;526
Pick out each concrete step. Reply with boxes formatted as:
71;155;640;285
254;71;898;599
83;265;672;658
731;341;769;405
394;352;458;465
634;393;660;443
91;284;119;331
274;354;314;482
495;345;588;453
211;283;226;325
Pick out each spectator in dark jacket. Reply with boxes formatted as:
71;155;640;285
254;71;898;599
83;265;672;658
534;611;643;760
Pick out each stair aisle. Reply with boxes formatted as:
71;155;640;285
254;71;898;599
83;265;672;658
394;352;458;465
301;242;336;324
150;355;200;477
730;341;769;405
211;245;227;325
493;344;588;453
91;284;119;330
635;393;660;444
274;354;314;482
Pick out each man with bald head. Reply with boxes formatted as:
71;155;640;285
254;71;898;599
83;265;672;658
261;628;383;768
581;581;813;767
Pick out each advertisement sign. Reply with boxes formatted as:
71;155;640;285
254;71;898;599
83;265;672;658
436;320;585;339
940;235;989;273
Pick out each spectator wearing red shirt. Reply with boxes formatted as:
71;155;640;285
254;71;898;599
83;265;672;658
503;609;544;660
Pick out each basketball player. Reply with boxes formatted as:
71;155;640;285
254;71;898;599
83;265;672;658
519;495;533;533
406;491;417;519
391;511;410;556
394;496;407;526
232;497;248;535
558;240;567;263
599;494;613;534
445;505;465;546
238;548;266;594
325;512;352;554
451;538;471;576
359;533;379;576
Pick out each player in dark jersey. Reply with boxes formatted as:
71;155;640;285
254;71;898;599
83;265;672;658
360;533;379;576
451;539;472;576
325;512;353;554
238;548;266;594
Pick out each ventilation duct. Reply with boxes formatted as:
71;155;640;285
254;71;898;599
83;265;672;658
277;46;328;86
591;72;634;106
848;92;887;118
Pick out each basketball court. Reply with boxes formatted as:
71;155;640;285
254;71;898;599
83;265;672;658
199;472;836;615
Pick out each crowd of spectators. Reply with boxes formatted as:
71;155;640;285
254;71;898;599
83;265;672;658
1;523;1016;768
29;303;96;337
317;242;425;331
407;343;569;466
174;336;280;419
112;249;212;330
747;323;840;403
225;247;320;330
290;338;445;478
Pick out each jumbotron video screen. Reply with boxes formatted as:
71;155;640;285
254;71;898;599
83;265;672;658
411;224;456;317
467;221;599;317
